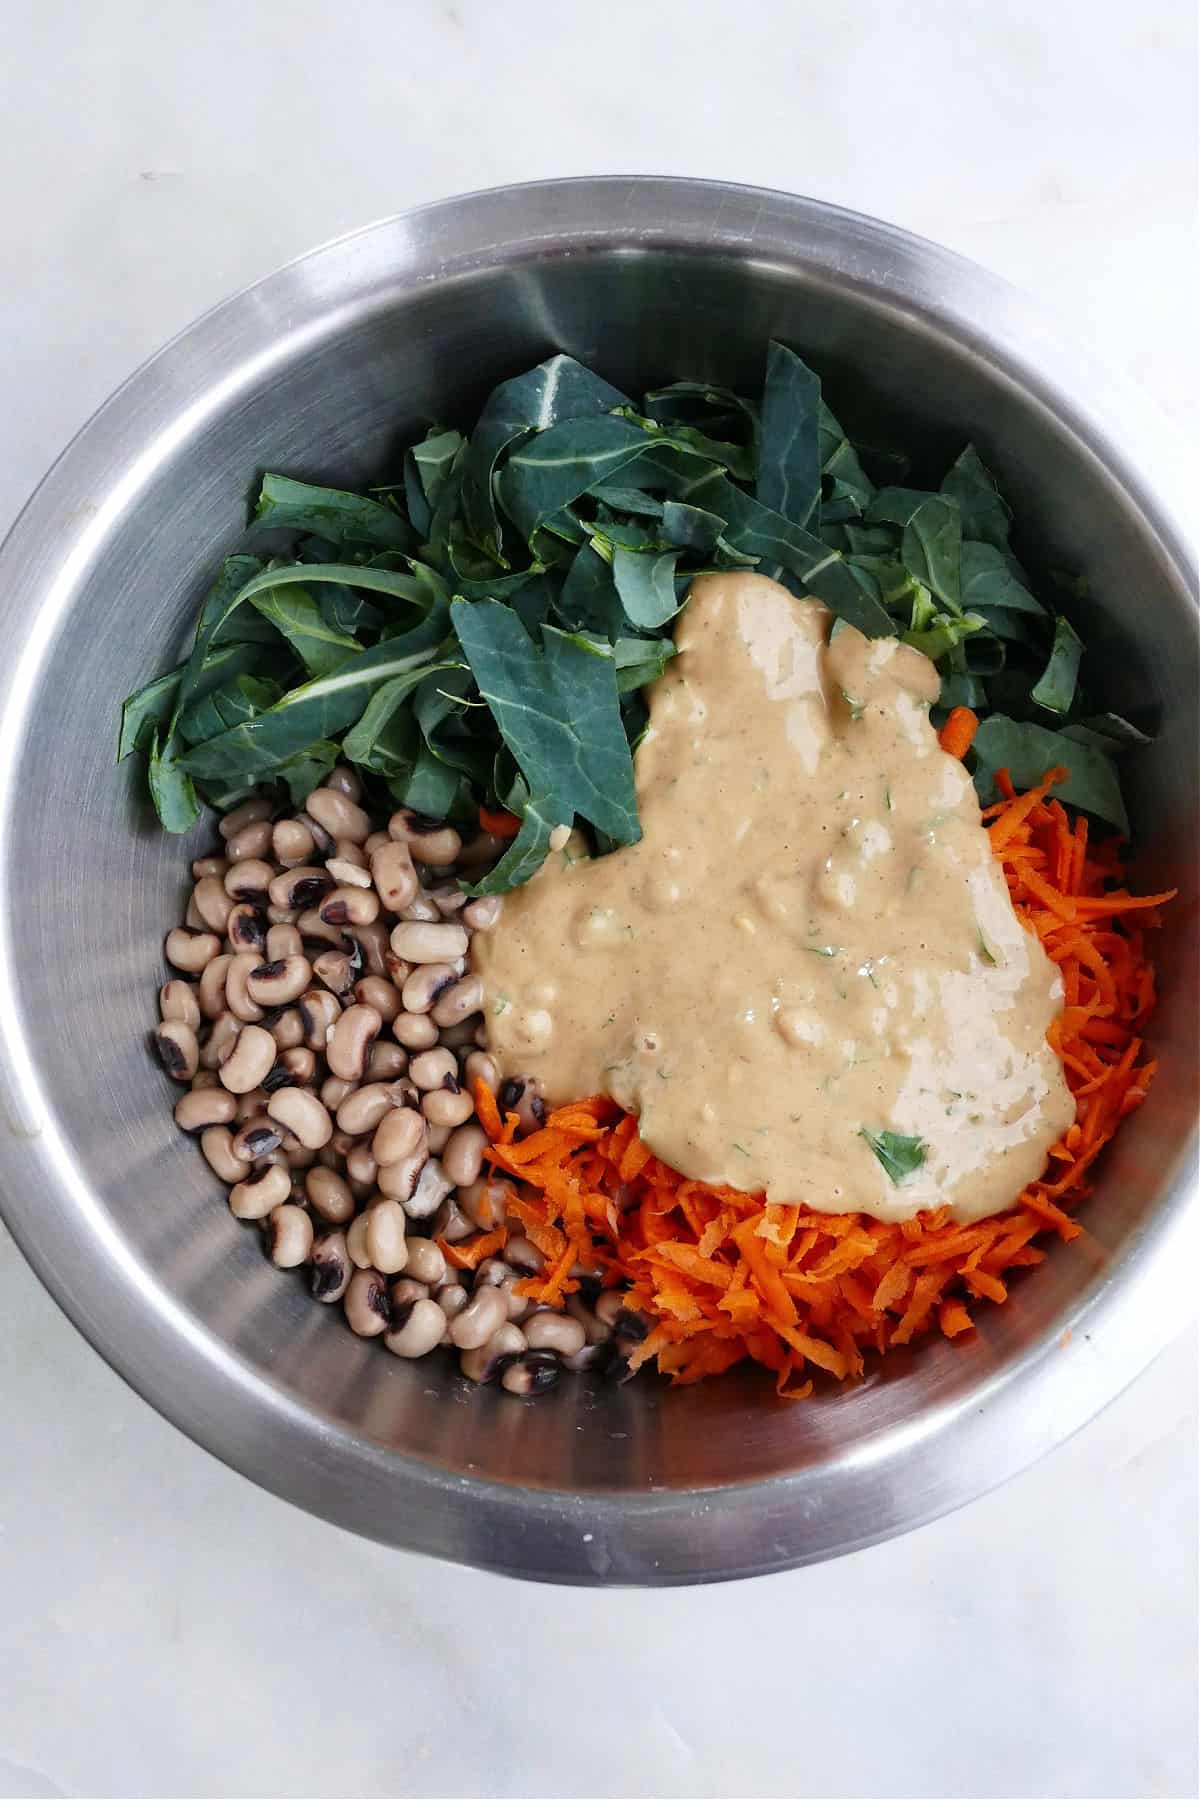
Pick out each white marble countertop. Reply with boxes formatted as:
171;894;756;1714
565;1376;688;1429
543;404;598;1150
0;3;1195;1796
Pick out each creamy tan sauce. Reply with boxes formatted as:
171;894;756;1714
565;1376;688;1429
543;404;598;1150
476;573;1075;1223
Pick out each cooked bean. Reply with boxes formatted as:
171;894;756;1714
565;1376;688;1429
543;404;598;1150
473;1022;488;1047
407;1046;455;1092
175;1086;238;1131
344;1267;390;1337
235;1085;271;1123
268;1008;305;1052
364;830;390;856
440;1122;487;1190
462;895;502;932
403;1238;445;1286
500;1075;547;1135
298;908;352;952
266;902;299;926
346;1211;373;1270
427;974;481;1030
400;964;459;1017
311;949;355;997
321;862;366;896
475;1256;515;1289
463;1050;500;1093
383;1295;445;1359
264;921;303;961
524;1311;586;1356
185;895;205;930
401;891;441;924
263;1045;315;1091
298;988;341;1052
298;809;334;855
191;876;233;934
305;1165;355;1225
268;865;331;910
334;1081;397;1136
199;1012;241;1071
165;927;221;973
365;1199;409;1274
197;953;233;1020
320;885;380;929
286;1144;317;1171
329;1128;360;1160
246;955;312;1007
306;786;371;844
309;1231;351;1303
229;1161;290;1220
192;854;229;880
220;796;271;841
317;1078;353;1115
424;1122;451;1155
438;1018;482;1052
566;1294;612;1346
501;1351;561;1396
232;1116;283;1161
436;1279;471;1319
218;1024;276;1094
456;829;507;873
431;1194;475;1244
272;817;317;867
392;1009;440;1050
349;976;397;1024
225;819;274;863
350;920;390;978
459;1321;526;1384
449;1284;508;1350
368;839;418;914
372;1105;426;1167
159;980;200;1030
421;1087;475;1129
325;763;363;803
190;1069;219;1090
345;1143;378;1188
427;883;468;919
267;1086;333;1149
504;1234;546;1275
326;1004;381;1081
225;953;266;1026
458;1176;511;1231
375;1149;427;1204
199;1125;249;1182
225;903;266;954
223;858;274;902
388;1276;427;1312
388;809;462;866
389;921;469;965
265;1203;314;1268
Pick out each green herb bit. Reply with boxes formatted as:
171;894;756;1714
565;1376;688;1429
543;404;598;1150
861;1128;927;1183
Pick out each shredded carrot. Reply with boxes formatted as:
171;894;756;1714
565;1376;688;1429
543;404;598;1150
478;804;521;839
473;771;1173;1394
937;705;979;759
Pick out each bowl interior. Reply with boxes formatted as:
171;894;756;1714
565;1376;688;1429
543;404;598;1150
0;189;1194;1575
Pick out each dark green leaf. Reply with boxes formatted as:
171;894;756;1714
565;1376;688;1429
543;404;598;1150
400;741;469;817
254;473;412;550
900;496;962;613
941;446;1012;551
275;740;340;804
960;541;1047;616
757;340;821;529
612;547;682;630
1031;615;1084;715
1061;712;1151;751
613;637;675;694
659;500;725;553
249;585;361;679
461;355;630;559
451;600;639;848
971;715;1128;834
495;415;651;542
860;1128;926;1183
822;434;875;519
462;792;558;895
554;542;626;636
119;667;182;760
902;612;988;663
147;730;200;833
937;672;988;712
178;673;280;745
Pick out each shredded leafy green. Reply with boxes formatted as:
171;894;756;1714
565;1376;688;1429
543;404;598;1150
861;1128;927;1183
120;342;1148;887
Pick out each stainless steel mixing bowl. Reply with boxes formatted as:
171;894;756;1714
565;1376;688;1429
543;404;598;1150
0;179;1194;1584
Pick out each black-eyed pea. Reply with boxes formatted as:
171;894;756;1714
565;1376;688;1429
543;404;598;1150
364;830;390;856
306;786;371;844
400;963;458;1016
219;797;271;841
346;1143;378;1189
235;1085;271;1123
159;980;200;1030
312;950;356;997
329;1128;359;1160
165;927;221;973
225;952;266;1024
369;839;418;913
403;1238;445;1286
229;1161;290;1220
448;1284;508;1350
174;1085;238;1132
500;1351;561;1396
436;1280;471;1322
431;974;483;1029
365;1199;408;1274
390;921;468;965
218;1024;276;1094
406;1159;453;1222
387;809;462;865
321;1075;357;1112
353;975;401;1023
524;1311;586;1357
442;1122;487;1189
198;953;233;1019
190;1069;220;1090
298;988;341;1053
409;1046;457;1092
459;1321;526;1384
309;1231;351;1303
337;1081;401;1136
401;891;441;923
375;1150;426;1205
383;1295;445;1359
264;1203;313;1268
227;902;268;954
305;1165;355;1225
200;1125;250;1183
372;1105;426;1167
272;818;316;868
246;955;312;1007
266;1086;333;1150
426;883;468;918
231;1116;284;1161
367;1041;408;1081
326;1003;381;1081
265;922;303;961
350;920;390;978
344;1267;390;1337
185;895;204;930
431;1194;474;1244
346;1211;373;1270
462;895;502;932
463;1050;500;1093
267;1009;306;1053
393;1009;440;1050
458;1176;511;1232
422;1086;475;1130
268;865;332;910
223;858;274;901
192;854;229;880
320;886;380;929
224;819;274;863
325;764;363;803
192;876;234;933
